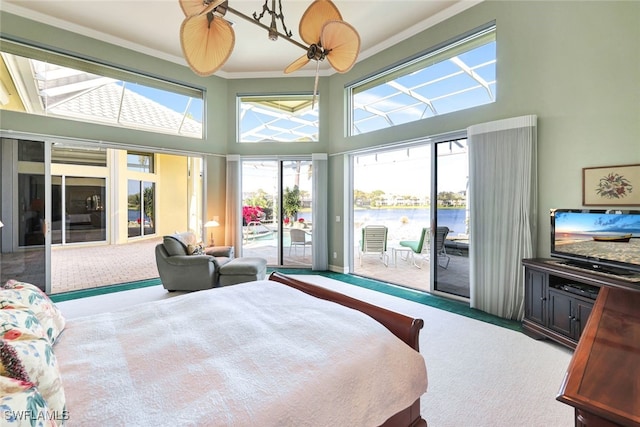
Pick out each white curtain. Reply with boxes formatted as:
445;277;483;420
312;153;329;270
225;155;242;256
468;115;537;320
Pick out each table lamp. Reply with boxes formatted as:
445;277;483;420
204;220;219;246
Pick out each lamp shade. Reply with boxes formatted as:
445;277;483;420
204;220;220;228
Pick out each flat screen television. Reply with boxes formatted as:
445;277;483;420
550;209;640;275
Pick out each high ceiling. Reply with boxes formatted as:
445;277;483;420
2;0;479;78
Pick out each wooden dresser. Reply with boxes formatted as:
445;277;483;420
556;286;640;427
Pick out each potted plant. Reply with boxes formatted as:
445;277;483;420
283;185;302;223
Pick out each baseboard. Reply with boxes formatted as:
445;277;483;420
328;264;349;274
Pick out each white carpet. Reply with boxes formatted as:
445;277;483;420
56;275;574;427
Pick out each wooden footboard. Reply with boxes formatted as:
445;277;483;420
268;272;427;427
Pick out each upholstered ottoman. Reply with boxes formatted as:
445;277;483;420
218;257;267;287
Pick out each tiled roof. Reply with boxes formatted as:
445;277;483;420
49;83;201;135
31;60;202;137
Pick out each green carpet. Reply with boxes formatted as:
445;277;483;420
272;269;522;332
50;270;521;332
49;278;162;303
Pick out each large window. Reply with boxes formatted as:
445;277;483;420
237;95;319;143
348;24;496;136
1;40;204;138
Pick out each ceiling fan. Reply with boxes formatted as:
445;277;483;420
179;0;360;103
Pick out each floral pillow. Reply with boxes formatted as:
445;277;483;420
0;308;47;342
1;281;65;345
0;340;60;426
0;337;66;424
0;339;31;382
0;376;59;427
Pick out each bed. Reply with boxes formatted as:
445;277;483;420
3;273;428;426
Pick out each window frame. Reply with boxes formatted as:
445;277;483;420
1;37;205;139
236;93;320;143
346;22;496;136
127;152;155;173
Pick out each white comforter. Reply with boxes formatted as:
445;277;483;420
55;280;428;426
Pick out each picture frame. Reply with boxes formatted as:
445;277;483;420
582;164;640;206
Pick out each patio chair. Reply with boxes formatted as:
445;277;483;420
359;225;389;267
289;228;312;256
399;226;450;269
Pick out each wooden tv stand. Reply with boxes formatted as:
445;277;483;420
523;259;640;426
522;258;640;349
556;286;640;426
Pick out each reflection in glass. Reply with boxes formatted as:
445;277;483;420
18;174;46;247
3;139;46;290
64;177;106;243
17;140;45;162
51;176;63;245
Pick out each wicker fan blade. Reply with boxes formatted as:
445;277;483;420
322;21;361;73
180;13;235;76
179;0;225;17
284;54;311;74
298;0;342;45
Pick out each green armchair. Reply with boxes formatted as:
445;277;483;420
155;232;234;291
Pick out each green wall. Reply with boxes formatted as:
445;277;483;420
2;1;639;268
327;1;640;267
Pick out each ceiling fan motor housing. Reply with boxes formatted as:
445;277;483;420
306;44;325;61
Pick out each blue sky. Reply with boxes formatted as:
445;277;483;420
555;211;640;233
125;83;203;122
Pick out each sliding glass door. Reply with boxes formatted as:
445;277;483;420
351;137;470;299
1;137;204;294
241;160;279;264
434;139;470;297
241;158;313;267
1;139;50;291
282;160;313;265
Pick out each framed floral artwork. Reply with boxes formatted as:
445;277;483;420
582;164;640;206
